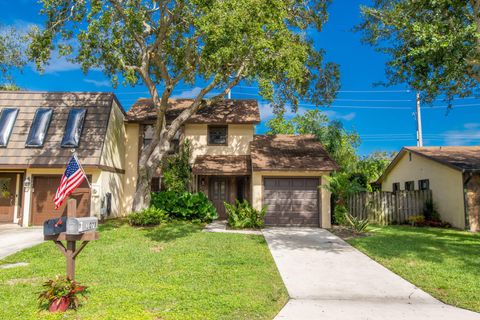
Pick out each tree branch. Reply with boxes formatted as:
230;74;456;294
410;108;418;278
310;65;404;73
108;0;146;51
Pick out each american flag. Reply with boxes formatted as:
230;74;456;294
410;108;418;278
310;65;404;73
54;156;87;209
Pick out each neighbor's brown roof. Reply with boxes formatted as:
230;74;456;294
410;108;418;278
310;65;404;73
250;135;338;171
0;91;124;169
378;146;480;183
192;155;252;175
127;98;260;124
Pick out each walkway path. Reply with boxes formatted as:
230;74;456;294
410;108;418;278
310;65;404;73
263;227;480;320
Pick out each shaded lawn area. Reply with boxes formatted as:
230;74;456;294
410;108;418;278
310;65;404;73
0;220;287;320
347;225;480;312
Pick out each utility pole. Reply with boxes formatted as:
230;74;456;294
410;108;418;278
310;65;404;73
416;92;423;147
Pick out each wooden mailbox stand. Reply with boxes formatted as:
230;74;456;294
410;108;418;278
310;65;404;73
44;199;99;280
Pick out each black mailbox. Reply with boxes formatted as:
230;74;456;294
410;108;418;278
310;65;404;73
43;217;67;236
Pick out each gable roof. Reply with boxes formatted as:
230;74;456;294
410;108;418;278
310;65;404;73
250;134;338;171
0;91;124;168
127;98;260;124
378;146;480;183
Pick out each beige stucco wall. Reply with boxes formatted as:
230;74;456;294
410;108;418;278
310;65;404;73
184;124;254;160
381;151;465;229
122;123;140;214
100;100;126;170
251;170;332;228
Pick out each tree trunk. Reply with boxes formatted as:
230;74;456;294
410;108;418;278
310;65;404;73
131;135;171;212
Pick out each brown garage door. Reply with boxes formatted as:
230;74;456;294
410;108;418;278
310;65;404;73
264;178;320;227
31;175;91;226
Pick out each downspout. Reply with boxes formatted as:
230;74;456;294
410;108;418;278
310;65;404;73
463;171;473;231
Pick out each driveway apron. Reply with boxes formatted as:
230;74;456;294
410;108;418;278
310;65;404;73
263;227;480;320
0;225;43;260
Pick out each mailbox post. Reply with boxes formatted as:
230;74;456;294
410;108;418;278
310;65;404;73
44;199;99;280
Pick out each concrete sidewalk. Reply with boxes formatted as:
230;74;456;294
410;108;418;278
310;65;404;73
0;224;43;260
263;227;480;320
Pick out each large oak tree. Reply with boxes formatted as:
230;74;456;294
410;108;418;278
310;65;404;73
359;0;480;102
29;0;339;211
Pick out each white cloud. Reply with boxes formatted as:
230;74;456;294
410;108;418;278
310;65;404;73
172;87;202;98
84;78;111;87
39;55;81;74
443;123;480;145
259;102;355;122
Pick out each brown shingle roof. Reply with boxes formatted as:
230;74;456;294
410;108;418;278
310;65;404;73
377;146;480;183
251;135;338;171
192;155;251;175
0;91;121;168
406;146;480;171
127;98;260;124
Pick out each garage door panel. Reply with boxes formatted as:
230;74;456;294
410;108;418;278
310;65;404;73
31;175;91;226
264;190;318;200
263;178;320;227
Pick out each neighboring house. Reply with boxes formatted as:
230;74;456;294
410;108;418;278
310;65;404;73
378;146;480;232
0;91;126;227
126;98;337;227
0;92;337;228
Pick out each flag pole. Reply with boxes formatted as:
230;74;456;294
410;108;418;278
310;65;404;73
71;150;92;189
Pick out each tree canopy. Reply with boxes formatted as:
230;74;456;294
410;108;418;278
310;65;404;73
0;26;26;87
358;1;480;103
29;0;340;210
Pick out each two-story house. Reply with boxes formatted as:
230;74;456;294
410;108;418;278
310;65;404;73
0;91;337;228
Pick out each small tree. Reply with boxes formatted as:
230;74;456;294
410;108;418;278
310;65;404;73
162;139;192;193
29;0;340;211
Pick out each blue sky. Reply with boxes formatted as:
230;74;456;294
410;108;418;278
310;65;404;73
2;0;480;155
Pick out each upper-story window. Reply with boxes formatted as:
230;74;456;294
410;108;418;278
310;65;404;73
392;182;400;192
419;179;430;191
61;108;86;148
143;124;154;148
405;181;415;191
0;108;19;147
208;125;228;145
26;108;53;147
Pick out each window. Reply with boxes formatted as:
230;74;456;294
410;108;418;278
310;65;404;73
26;108;53;147
419;179;430;191
405;181;415;191
208;125;227;145
61;108;86;148
0;108;18;147
142;124;154;149
392;182;400;192
409;152;412;161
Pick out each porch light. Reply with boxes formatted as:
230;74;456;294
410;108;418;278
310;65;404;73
23;177;31;190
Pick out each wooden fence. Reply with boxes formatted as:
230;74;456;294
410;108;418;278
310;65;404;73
346;190;432;225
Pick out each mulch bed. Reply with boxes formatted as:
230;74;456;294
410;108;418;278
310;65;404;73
328;225;371;240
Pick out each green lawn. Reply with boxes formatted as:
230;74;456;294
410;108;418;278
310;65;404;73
0;220;287;320
347;225;480;312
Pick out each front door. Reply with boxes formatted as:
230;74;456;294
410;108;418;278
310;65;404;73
0;173;16;223
209;177;228;219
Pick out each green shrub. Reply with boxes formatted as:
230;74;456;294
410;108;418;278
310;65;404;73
345;213;369;233
128;207;169;226
423;199;440;221
225;200;266;229
407;214;425;226
162;140;192;193
333;205;349;225
150;191;218;222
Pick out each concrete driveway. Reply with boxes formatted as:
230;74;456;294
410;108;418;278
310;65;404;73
0;225;43;260
263;228;480;320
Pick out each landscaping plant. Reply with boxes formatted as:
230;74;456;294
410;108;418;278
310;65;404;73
407;214;425;227
162;140;192;193
225;200;267;229
151;191;218;222
128;207;169;226
38;276;88;313
345;213;369;234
